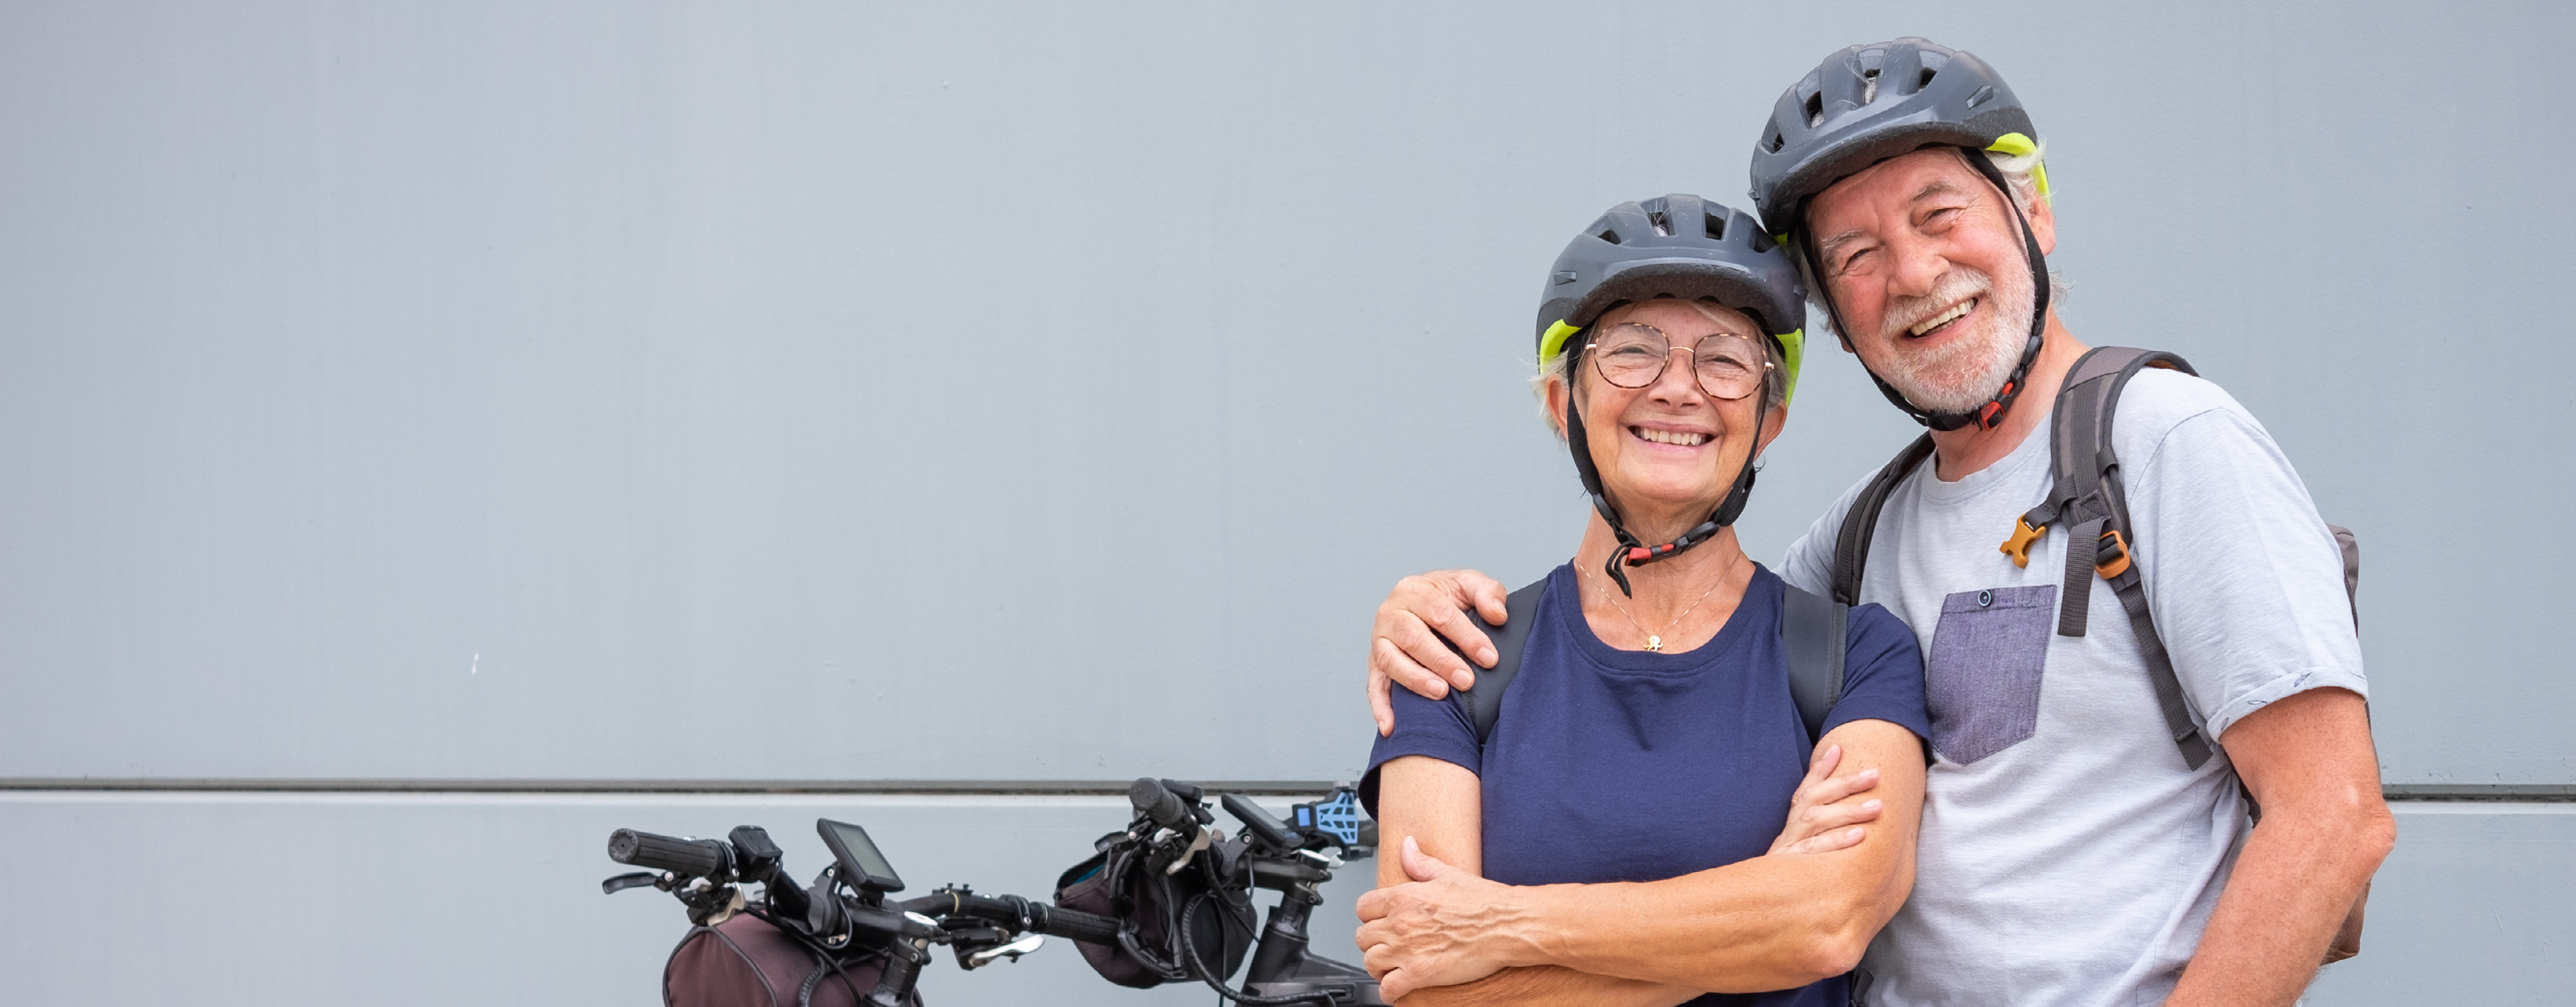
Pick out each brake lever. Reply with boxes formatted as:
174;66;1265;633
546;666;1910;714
1164;826;1219;876
962;932;1045;969
1292;848;1345;871
602;871;664;895
676;880;745;926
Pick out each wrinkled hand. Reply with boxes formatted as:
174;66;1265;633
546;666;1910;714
1354;837;1527;1001
1370;570;1510;736
1768;743;1885;855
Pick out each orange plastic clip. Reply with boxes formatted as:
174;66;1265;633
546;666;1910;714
2000;517;2046;568
2095;529;2133;578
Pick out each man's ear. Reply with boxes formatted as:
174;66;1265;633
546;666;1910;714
2025;184;2058;257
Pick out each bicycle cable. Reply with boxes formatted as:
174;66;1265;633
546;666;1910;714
1174;890;1338;1007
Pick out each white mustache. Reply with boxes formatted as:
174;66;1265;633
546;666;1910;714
1878;268;1996;343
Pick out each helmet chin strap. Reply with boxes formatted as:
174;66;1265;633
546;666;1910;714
1562;376;1767;598
1797;151;2052;433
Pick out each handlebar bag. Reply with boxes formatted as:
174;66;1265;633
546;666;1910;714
663;910;921;1007
1054;834;1253;988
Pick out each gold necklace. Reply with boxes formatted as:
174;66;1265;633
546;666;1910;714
1585;552;1741;651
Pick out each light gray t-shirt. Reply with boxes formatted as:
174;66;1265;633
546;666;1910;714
1778;368;2366;1007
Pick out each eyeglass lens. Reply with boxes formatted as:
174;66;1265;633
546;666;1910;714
1587;322;1769;400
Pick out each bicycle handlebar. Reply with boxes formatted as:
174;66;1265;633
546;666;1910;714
607;828;732;878
1219;793;1300;852
900;889;1123;946
605;786;1384;1006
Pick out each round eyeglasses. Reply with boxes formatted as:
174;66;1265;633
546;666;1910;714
1583;322;1772;400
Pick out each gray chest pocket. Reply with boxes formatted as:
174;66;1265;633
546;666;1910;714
1924;584;2058;765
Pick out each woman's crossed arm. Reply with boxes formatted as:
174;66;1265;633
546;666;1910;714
1358;718;1925;1004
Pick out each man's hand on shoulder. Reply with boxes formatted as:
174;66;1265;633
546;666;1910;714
1371;570;1510;735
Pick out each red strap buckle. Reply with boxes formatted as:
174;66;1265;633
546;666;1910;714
1626;544;1679;564
1975;381;2017;430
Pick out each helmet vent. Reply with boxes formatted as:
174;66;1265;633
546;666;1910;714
1967;85;1995;109
1646;210;1672;236
1767;130;1785;153
1704;213;1727;241
1918;66;1939;91
1803;91;1824;129
1861;66;1880;105
1598;227;1622;245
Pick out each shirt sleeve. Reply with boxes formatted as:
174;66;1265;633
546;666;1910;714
1819;601;1933;742
1357;677;1484;818
2119;382;2367;743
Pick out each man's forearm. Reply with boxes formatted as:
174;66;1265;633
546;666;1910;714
2165;801;2392;1005
1397;965;1698;1007
2169;688;2393;1006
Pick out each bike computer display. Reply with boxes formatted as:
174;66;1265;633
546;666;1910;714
817;818;904;894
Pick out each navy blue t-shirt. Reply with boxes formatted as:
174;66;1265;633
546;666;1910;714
1365;563;1929;1006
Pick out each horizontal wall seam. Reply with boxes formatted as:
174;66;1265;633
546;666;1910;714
0;780;2565;800
0;778;1353;796
2379;784;2576;801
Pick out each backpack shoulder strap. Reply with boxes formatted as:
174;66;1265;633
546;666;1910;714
1780;583;1849;746
1830;433;1937;607
2328;524;2361;633
2026;346;2196;631
2026;347;2214;768
1467;578;1552;744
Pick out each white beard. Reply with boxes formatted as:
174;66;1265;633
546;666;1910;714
1872;263;2033;415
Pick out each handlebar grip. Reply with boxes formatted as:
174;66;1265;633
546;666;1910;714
902;891;1018;923
1032;903;1123;946
1129;777;1192;829
607;828;731;878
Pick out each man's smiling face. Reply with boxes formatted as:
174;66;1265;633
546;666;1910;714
1805;146;2054;415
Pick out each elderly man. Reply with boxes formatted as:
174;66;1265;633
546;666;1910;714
1359;38;2390;1006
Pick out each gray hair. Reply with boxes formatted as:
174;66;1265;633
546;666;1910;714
1985;139;2049;213
1788;142;2070;338
1531;298;1788;438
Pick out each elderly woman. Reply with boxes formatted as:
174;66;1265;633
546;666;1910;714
1355;195;1930;1006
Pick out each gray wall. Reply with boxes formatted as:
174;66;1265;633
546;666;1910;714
2;2;2568;1003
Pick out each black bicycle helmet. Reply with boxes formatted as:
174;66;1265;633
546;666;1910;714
1534;194;1806;596
1747;38;2052;432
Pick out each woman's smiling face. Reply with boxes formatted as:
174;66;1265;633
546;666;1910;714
1548;298;1786;539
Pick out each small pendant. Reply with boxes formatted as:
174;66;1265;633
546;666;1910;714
1646;635;1663;651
